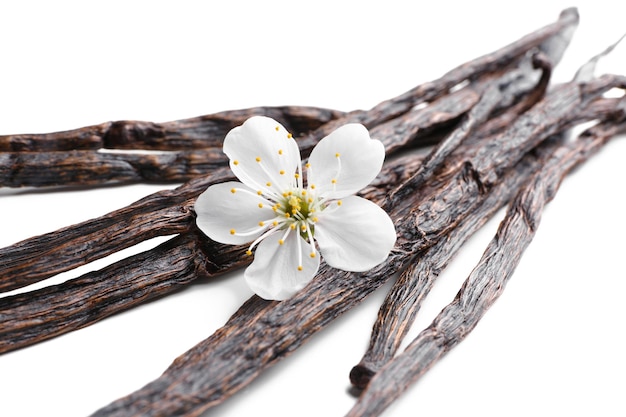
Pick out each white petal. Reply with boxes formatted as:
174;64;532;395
195;181;275;245
307;123;384;199
223;116;301;194
314;196;396;271
245;230;320;300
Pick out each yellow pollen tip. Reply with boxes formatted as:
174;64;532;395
278;149;283;155
301;225;306;231
230;188;236;194
335;153;340;158
266;182;272;187
255;156;261;162
273;221;278;226
258;221;265;227
312;217;318;222
279;170;285;175
258;203;264;208
290;224;296;230
297;265;303;271
246;250;252;256
301;190;306;195
285;213;291;218
305;163;311;169
278;239;284;245
230;229;236;235
233;160;239;165
310;184;316;189
310;252;316;258
337;200;342;206
257;190;263;195
287;133;293;138
294;173;300;179
275;126;280;131
331;179;337;184
308;197;314;203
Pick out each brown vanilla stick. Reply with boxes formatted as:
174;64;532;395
345;110;626;417
0;105;343;152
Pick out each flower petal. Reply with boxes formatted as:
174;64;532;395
224;116;301;195
195;181;275;245
245;230;320;300
314;196;396;271
307;123;384;199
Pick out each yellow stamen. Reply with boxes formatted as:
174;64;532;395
331;179;337;184
301;190;306;195
335;152;341;158
246;250;252;256
310;184;316;189
233;160;239;165
297;265;303;271
230;229;236;235
279;170;285;175
273;220;278;226
308;197;314;203
258;203;264;208
285;212;291;218
305;163;311;169
337;200;342;206
266;182;272;187
230;188;236;194
278;239;284;245
287;133;293;138
278;149;283;155
258;221;265;227
290;224;296;230
255;156;261;162
310;252;316;258
301;225;307;232
294;173;300;179
257;190;263;195
275;126;280;131
312;217;318;222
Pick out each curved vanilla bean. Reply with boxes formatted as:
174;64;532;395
0;233;210;353
0;106;344;152
345;113;626;417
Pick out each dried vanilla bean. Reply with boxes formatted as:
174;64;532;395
345;110;626;417
0;105;343;152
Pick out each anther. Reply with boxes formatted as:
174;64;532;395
275;126;280;131
258;221;265;227
278;149;283;155
337;200;342;206
310;252;316;258
230;229;236;235
297;265;303;271
255;156;261;162
287;133;293;138
246;250;252;256
335;153;340;158
266;182;272;187
279;170;285;175
258;203;264;208
257;190;263;195
230;188;236;194
233;160;239;165
278;239;285;245
331;179;337;184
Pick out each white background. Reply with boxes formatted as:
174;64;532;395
1;1;625;416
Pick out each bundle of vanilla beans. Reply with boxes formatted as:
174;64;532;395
0;8;624;417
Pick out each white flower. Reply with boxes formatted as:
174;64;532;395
195;116;396;300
